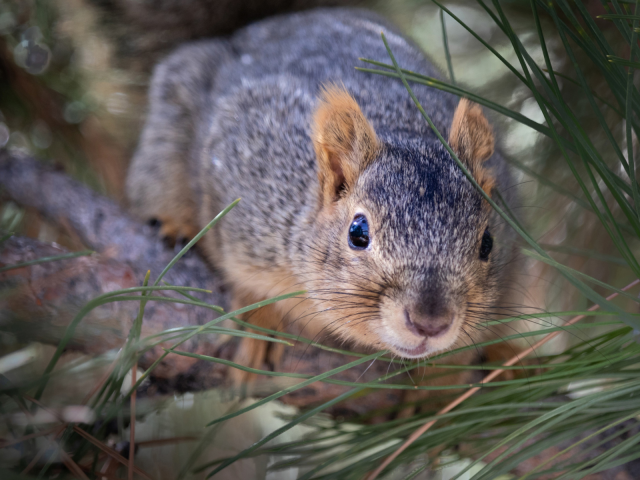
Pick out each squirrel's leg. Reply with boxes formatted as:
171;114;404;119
229;291;284;386
126;41;233;246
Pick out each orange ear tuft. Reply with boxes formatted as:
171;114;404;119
312;84;379;206
448;98;495;194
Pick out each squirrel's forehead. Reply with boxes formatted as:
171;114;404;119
358;145;483;227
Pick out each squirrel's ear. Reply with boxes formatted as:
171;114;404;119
448;98;495;193
312;85;379;205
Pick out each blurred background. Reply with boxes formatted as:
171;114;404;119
1;0;639;479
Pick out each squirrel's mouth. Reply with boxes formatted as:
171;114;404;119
391;339;431;359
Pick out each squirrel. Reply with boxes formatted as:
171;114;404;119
126;8;517;384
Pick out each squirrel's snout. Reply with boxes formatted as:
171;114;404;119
404;309;452;338
382;301;460;358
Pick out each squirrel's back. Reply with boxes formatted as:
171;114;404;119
218;9;456;136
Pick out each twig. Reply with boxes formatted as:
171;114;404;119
129;364;137;480
12;397;67;476
22;439;54;475
72;426;153;480
366;278;640;480
9;354;122;476
137;437;198;448
58;445;91;480
17;423;88;480
95;466;125;480
0;425;60;448
23;394;153;480
81;350;122;406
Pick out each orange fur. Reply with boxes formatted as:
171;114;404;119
312;85;379;206
448;99;495;195
157;214;199;243
229;291;283;385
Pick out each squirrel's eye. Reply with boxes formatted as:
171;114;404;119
479;228;493;261
348;214;370;250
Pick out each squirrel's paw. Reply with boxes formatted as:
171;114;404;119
229;336;284;387
148;216;199;250
229;336;268;386
227;298;284;386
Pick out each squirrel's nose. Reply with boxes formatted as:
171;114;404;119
404;309;452;338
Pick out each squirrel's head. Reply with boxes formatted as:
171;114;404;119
308;85;503;358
